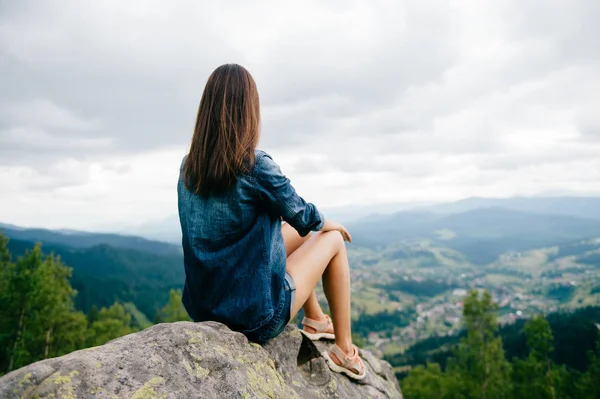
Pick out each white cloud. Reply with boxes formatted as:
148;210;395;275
0;147;184;229
0;0;599;229
5;99;101;130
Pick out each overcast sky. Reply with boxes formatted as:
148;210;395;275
1;0;600;230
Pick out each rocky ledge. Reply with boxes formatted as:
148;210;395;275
0;321;402;398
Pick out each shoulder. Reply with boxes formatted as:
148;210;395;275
180;155;188;171
253;149;275;169
254;149;273;162
251;149;281;179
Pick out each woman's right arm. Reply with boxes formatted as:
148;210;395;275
320;218;352;243
252;151;352;242
252;152;324;237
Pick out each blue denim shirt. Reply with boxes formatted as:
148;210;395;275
177;150;324;334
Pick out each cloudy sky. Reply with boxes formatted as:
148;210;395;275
1;0;599;231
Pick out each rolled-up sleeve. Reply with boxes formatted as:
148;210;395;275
251;152;324;237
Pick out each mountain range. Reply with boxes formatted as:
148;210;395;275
420;196;600;219
116;196;600;243
347;207;600;264
2;196;600;321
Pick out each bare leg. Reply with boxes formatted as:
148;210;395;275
281;223;326;322
281;222;308;257
285;230;353;354
301;289;326;321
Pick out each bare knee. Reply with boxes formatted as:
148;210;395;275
320;230;345;251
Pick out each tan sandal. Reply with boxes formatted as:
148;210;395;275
300;315;335;341
323;344;366;381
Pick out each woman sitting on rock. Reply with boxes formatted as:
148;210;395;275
177;63;365;380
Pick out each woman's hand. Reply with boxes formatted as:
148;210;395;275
321;218;352;243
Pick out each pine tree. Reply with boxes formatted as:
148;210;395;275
578;330;600;399
402;362;466;399
402;290;512;399
0;240;87;373
402;363;445;399
512;315;569;399
29;253;87;360
155;289;190;323
3;244;44;372
0;234;10;265
0;235;14;374
87;302;135;347
89;305;100;323
452;290;512;399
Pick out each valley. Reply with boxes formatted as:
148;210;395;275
343;237;600;359
2;197;600;362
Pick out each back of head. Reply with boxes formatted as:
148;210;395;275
184;64;261;197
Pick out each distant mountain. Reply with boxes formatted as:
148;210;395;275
435;207;600;240
120;203;434;243
118;215;182;244
348;207;600;264
0;224;185;320
117;196;600;243
0;224;181;256
422;196;600;220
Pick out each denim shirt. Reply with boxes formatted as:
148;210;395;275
177;150;324;334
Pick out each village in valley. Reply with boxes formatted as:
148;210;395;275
329;238;600;357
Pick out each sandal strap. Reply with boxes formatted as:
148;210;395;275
330;345;364;375
330;345;348;363
302;315;331;332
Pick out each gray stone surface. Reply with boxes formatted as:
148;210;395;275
0;322;402;399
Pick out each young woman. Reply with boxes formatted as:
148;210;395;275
177;64;365;380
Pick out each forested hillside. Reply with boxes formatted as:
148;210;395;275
0;235;189;375
0;223;181;256
6;237;184;318
2;200;600;395
399;291;600;399
388;306;600;375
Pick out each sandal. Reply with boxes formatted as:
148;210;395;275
300;315;335;341
323;344;366;381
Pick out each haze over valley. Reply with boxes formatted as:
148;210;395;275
3;196;600;357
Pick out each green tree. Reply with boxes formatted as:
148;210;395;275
578;330;600;399
512;315;570;399
402;362;465;399
0;235;14;373
87;302;135;347
0;240;87;373
2;244;44;372
88;304;100;323
29;254;87;360
402;290;511;399
451;290;512;399
48;311;88;357
0;234;10;266
155;289;190;323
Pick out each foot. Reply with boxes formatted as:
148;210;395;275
300;314;335;340
323;344;366;381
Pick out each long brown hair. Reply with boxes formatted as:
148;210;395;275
184;64;260;197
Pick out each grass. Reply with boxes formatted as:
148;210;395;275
484;274;523;285
393;365;412;374
352;286;404;315
382;342;408;356
565;283;600;308
493;248;556;278
123;302;153;329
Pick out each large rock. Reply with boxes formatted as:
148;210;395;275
0;321;402;398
